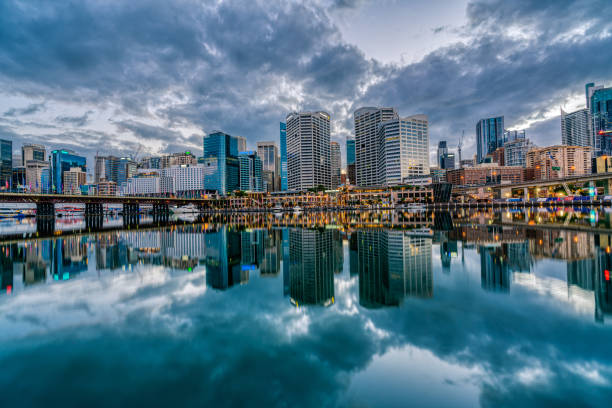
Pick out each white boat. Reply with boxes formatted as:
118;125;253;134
171;204;199;215
293;206;303;213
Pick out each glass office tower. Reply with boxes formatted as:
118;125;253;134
50;149;86;194
0;139;12;190
280;122;288;191
476;116;504;163
203;131;240;195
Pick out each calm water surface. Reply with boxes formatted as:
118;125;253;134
0;209;611;407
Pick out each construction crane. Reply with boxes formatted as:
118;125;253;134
458;130;464;168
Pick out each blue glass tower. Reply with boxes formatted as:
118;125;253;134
280;122;288;191
51;149;87;194
203;131;240;195
0;139;12;190
476;116;504;163
591;86;612;156
346;139;355;165
238;151;263;192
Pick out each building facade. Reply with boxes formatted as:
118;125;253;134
346;138;356;185
25;160;50;192
446;164;524;186
21;144;45;165
62;167;87;195
590;85;612;156
526;145;592;180
440;152;455;170
0;139;12;190
331;141;341;188
161;165;205;194
377;115;429;186
279;122;288;191
51;149;86;194
256;141;279;192
504;138;533;167
203;131;240;195
561;108;591;147
354;107;398;187
238;151;263;192
476;116;504;163
286;111;331;191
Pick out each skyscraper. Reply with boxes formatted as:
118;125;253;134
561;108;591;147
238;151;263;192
440;153;455;170
50;149;86;194
21;144;45;165
354;107;398;187
330;141;341;188
437;141;448;168
377;114;429;185
590;84;612;156
0;139;12;190
280;122;288;191
286;111;331;191
256;141;279;192
203;131;240;195
346;138;356;185
476;116;504;163
504;138;533;167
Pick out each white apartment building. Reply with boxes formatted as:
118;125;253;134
161;165;204;194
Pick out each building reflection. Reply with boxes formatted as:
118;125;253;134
289;229;335;307
356;230;433;308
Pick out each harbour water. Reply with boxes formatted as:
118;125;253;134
0;209;611;407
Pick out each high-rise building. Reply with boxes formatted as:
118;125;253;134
21;144;45;165
440;152;455;170
346;138;356;185
160;152;197;168
504;138;533;167
286;111;331;191
256;141;279;192
238;151;263;192
25;160;50;192
51;149;86;194
94;155;106;183
377;114;429;186
203;131;241;195
437;141;448;168
280;122;288;191
590;84;612;156
0;139;12;190
526;145;592;180
476;116;504;163
62;167;87;195
561;108;591;147
161;165;204;195
503;129;525;144
354;107;398;187
330;141;341;188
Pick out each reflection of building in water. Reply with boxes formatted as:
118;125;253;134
594;246;612;323
22;240;50;285
282;229;290;296
529;230;594;261
51;237;88;281
449;225;526;244
504;242;532;273
440;239;457;272
349;233;358;277
332;230;343;275
567;259;596;291
357;230;433;308
289;229;335;306
260;229;281;277
96;234;128;271
241;229;265;268
480;246;510;292
205;227;246;290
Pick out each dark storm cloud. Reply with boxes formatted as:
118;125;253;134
55;111;92;127
0;0;610;157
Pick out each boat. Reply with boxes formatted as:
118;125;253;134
171;204;199;215
293;206;303;213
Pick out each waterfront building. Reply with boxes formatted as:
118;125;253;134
161;165;204;195
280;122;288;191
525;145;592;180
446;164;524;186
476;116;504;163
0;139;12;190
354;107;398;187
238;151;263;192
94;155;106;183
51;149;86;194
256;141;279;192
377;114;429;186
286;111;331;191
504;138;533;167
589;84;612;156
331;141;342;188
346;138;356;185
62;167;87;195
429;167;446;183
21;143;45;165
12;166;26;191
121;176;159;196
203;131;241;195
561;108;591;147
25;160;50;192
97;180;118;196
118;157;137;185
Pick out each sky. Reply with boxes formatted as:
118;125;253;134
0;0;611;171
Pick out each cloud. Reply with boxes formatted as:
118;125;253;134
55;111;92;127
3;102;46;117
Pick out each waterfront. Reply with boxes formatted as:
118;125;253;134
0;210;611;407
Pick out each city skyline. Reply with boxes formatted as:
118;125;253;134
1;1;611;167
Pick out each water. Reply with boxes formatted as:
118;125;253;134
0;209;611;407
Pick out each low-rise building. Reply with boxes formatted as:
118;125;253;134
97;180;118;196
526;145;592;180
446;164;524;186
63;167;87;195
